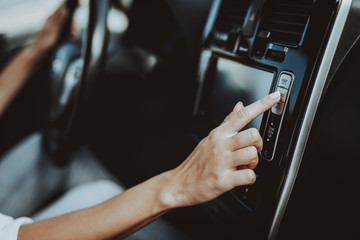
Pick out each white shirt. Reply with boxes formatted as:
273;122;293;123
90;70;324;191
0;213;33;240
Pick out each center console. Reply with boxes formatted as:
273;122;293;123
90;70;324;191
191;0;352;239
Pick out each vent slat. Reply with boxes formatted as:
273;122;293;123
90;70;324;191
269;20;306;27
258;0;315;46
214;0;252;33
278;3;313;9
266;28;303;36
263;20;306;33
272;11;310;18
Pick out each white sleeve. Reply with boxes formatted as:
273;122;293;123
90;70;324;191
0;213;33;240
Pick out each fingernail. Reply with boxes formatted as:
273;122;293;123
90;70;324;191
269;91;280;100
248;170;256;184
233;101;243;112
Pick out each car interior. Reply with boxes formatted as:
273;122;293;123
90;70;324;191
0;0;360;239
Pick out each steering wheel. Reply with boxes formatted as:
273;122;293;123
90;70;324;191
42;0;110;166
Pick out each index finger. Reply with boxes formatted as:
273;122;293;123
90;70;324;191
220;91;280;135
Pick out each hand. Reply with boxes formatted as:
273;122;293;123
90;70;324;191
32;5;69;55
165;91;281;208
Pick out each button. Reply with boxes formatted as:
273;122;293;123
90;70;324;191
261;113;281;161
272;102;284;115
277;73;293;89
213;32;229;46
257;30;271;39
276;87;288;102
264;117;278;141
266;125;276;139
265;50;286;62
237;39;249;54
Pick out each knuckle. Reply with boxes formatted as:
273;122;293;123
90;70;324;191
249;128;261;142
213;172;225;189
237;107;250;119
248;146;258;159
259;97;268;108
249;156;259;169
208;128;220;141
212;171;221;182
223;150;232;162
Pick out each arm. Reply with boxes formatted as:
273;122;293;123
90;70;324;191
18;92;281;240
0;6;68;117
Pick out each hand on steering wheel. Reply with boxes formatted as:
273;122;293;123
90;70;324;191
43;0;110;166
32;5;69;57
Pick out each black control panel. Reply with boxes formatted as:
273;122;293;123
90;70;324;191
261;71;294;161
192;0;340;238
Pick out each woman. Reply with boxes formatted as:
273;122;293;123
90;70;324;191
0;4;281;240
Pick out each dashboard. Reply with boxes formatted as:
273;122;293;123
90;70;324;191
188;0;357;239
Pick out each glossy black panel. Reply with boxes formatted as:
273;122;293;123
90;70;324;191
278;35;360;240
203;57;274;128
192;0;340;238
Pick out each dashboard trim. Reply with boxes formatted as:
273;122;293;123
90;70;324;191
267;0;353;239
193;49;212;116
202;0;221;43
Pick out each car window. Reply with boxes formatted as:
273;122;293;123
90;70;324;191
0;0;63;52
0;0;63;35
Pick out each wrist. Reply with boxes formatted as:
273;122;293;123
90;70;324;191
153;170;183;211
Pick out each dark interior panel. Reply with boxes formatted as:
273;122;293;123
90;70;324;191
190;0;345;238
278;36;360;240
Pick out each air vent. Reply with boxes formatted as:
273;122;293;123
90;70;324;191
258;0;315;46
214;0;252;33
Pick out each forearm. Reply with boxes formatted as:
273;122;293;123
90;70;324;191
0;4;68;117
18;171;174;240
0;44;46;116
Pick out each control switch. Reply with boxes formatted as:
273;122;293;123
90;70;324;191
277;73;292;89
265;50;286;62
271;73;293;116
277;86;288;102
261;113;281;160
262;71;294;161
272;102;285;115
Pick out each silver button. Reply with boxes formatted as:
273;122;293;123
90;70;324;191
272;102;285;115
277;73;292;89
276;87;288;102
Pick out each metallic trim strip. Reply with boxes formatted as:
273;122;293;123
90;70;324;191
193;49;212;116
193;0;222;116
268;0;353;239
202;0;222;42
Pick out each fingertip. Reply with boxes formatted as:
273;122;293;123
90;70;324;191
269;91;280;100
247;169;256;185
